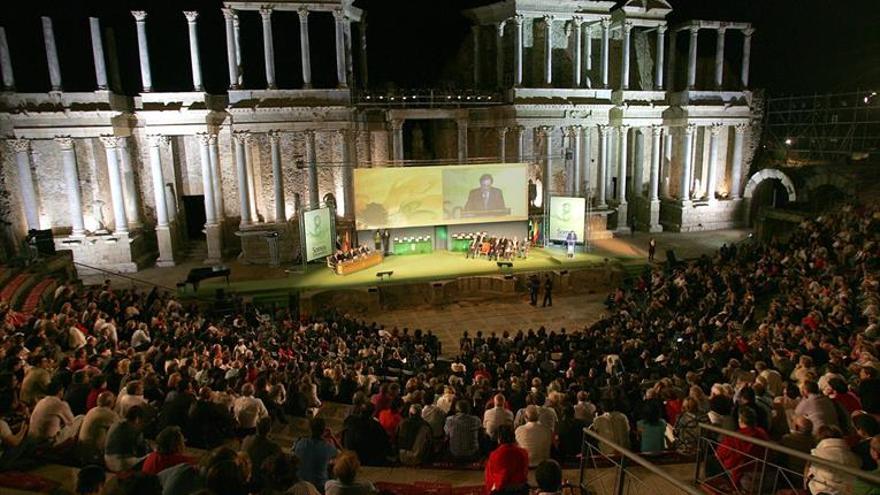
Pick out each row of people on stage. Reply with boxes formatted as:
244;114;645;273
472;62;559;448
327;244;376;268
466;234;529;260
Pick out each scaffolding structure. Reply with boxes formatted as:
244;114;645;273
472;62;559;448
764;90;880;163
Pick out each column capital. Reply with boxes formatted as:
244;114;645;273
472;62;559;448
709;123;724;136
297;7;310;21
183;11;199;23
512;125;525;134
301;129;316;138
55;136;75;150
456;118;468;128
232;130;251;144
657;24;667;34
512;15;524;26
537;125;555;136
208;133;219;145
99;135;118;148
9;138;30;153
564;125;582;137
268;130;283;143
716;24;728;35
688;26;700;36
622;21;633;33
743;26;755;37
650;124;663;136
194;132;211;146
571;16;584;27
617;124;630;135
221;8;236;20
390;119;404;131
496;20;506;35
542;15;555;26
332;8;346;22
496;126;509;137
335;128;350;138
597;123;610;136
600;18;610;29
683;124;697;135
734;122;749;133
148;134;169;147
259;6;273;19
131;11;147;22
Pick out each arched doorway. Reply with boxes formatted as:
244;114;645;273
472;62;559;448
742;169;797;226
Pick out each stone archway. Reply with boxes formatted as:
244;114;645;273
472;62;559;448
742;168;797;225
802;172;855;202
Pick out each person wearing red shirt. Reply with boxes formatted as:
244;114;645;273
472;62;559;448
826;376;862;415
378;399;404;442
484;425;529;495
142;426;196;476
716;409;770;488
85;375;108;412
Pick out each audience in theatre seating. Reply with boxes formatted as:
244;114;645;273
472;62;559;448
0;202;876;494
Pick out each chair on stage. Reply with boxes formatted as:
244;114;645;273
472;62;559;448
479;242;491;258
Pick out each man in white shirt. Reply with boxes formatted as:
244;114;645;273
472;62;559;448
574;391;597;425
515;405;552;467
116;381;149;417
483;393;513;440
233;383;269;435
78;391;119;457
591;400;631;455
29;381;82;446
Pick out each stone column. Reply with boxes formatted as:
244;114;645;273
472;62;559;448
741;27;754;88
359;14;369;87
56;138;86;236
196;133;217;226
570;17;583;88
148;135;176;265
41;17;62;91
584;24;592;84
390;119;404;162
680;124;695;202
600;20;610;88
597;125;609;207
117;137;142;229
260;7;276;89
0;27;14;90
222;9;239;89
297;7;313;88
542;15;554;86
131;11;152;92
649;126;662;202
338;129;354;219
662;126;673;198
620;21;632;90
655;26;666;90
495;127;508;163
706;124;722;201
633;128;644;199
234;15;242;87
714;26;726;89
304;130;319;208
99;136;129;234
183;12;203;91
686;27;699;90
495;22;505;86
89;18;108;90
457;119;468;163
208;134;224;220
165;183;178;220
269;131;285;222
730;123;747;199
472;25;481;87
513;15;523;87
10;139;40;231
666;29;677;91
540;126;553;206
617;126;629;205
233;132;253;226
568;126;582;195
333;9;348;88
514;125;525;162
582;125;592;194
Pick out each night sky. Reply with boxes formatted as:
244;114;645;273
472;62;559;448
3;0;879;95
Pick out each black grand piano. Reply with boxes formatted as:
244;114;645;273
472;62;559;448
178;265;230;291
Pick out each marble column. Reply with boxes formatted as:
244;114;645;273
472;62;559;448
597;125;609;207
222;9;239;89
686;27;699;90
666;29;677;91
730;123;747;199
99;136;129;234
297;7;313;89
495;22;505;86
655;26;666;90
196;133;217;226
600;20;610;88
662;126;673;198
391;119;404;162
131;11;152;92
234;14;242;86
117;137;142;229
359;14;369;87
338;129;354;219
568;126;582;195
208;134;224;220
714;26;726;89
233;132;253;226
496;127;508;163
680;124;695;202
620;21;632;90
269;131;285;222
514;125;525;162
304;130;319;208
540;126;553;206
706;124;722;201
472;25;481;87
513;15;523;87
649;126;662;202
245;138;258;220
333;9;348;88
633;128;644;199
617;126;629;205
56;138;86;236
542;15;554;86
10;139;39;230
584;24;592;86
260;7;276;89
183;12;203;91
582;125;592;194
0;27;14;90
89;18;108;90
741;27;754;88
148;135;176;265
570;17;583;88
457;119;468;163
41;17;62;91
165;183;178;220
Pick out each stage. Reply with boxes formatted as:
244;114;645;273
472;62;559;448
196;246;638;300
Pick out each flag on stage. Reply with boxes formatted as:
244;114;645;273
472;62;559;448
343;231;351;252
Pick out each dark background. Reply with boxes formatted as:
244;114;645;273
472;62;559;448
2;0;878;95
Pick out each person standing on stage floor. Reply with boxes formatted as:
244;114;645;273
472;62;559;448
374;230;382;253
382;229;391;255
542;275;553;307
648;237;657;262
528;275;539;306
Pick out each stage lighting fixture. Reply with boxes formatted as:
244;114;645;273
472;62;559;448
784;138;792;146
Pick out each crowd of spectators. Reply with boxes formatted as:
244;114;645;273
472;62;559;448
0;203;876;495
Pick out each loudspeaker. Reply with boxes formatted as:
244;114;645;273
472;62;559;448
31;229;55;256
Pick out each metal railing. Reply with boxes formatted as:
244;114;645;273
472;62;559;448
695;422;880;494
580;427;703;495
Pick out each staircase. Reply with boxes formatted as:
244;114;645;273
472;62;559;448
181;240;209;263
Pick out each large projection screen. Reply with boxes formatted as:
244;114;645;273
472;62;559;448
354;163;528;230
548;196;586;242
302;207;334;261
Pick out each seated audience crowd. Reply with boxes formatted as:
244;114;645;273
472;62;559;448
0;203;876;495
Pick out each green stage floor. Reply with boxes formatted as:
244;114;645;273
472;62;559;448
199;247;633;297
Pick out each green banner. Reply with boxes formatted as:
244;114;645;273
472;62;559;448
303;207;334;261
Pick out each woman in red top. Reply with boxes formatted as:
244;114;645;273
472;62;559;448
484;425;529;495
378;399;404;442
142;426;196;475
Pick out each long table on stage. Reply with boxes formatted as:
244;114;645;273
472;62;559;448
335;252;384;275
